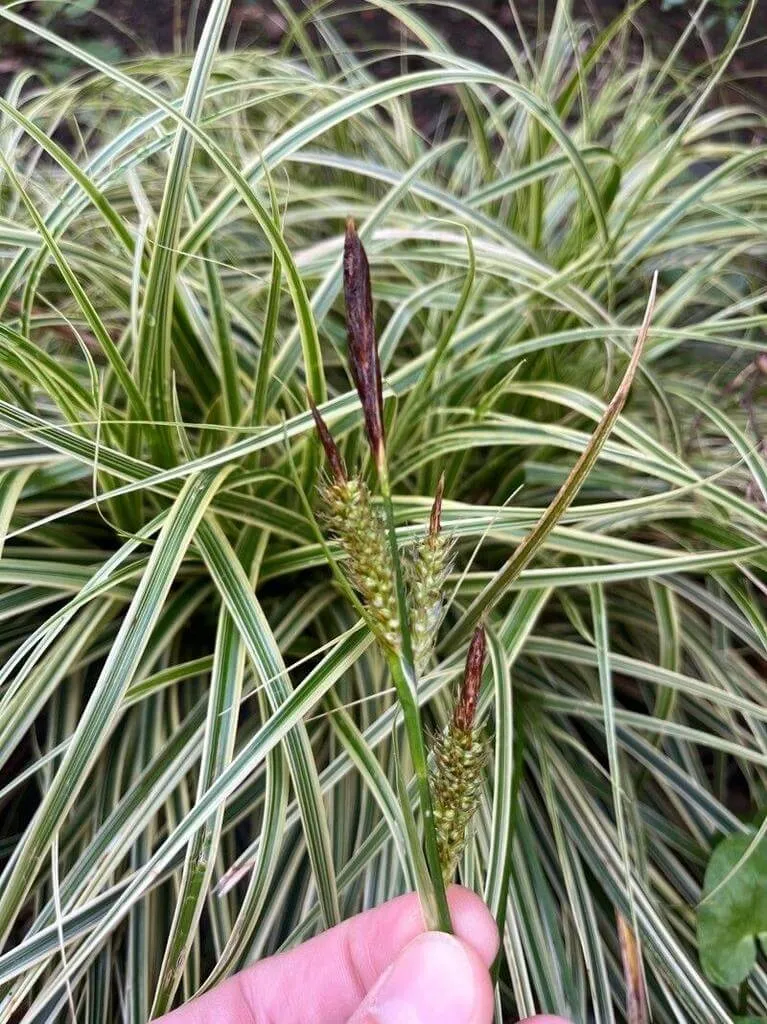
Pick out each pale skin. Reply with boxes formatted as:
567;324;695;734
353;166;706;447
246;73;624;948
157;886;572;1024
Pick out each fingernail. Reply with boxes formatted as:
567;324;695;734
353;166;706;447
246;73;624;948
359;932;478;1024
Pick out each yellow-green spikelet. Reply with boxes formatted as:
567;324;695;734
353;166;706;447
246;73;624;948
431;721;487;884
430;625;488;883
407;479;452;678
322;476;399;651
408;530;452;678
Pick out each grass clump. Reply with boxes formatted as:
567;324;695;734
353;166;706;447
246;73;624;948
0;1;765;1022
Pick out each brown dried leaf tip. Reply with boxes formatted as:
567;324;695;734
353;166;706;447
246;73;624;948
617;913;648;1024
344;219;385;469
307;392;346;485
454;625;486;733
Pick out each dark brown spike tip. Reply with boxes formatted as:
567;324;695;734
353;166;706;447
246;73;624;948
307;391;346;484
429;474;445;538
343;219;385;469
454;624;486;733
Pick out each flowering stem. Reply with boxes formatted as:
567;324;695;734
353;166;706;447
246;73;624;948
340;220;451;931
385;650;453;932
377;457;453;934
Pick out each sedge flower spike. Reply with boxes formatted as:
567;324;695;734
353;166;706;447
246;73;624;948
309;397;400;651
343;219;385;470
430;625;488;883
408;476;454;678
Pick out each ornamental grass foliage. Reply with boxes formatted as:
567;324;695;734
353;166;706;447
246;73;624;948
0;1;766;1022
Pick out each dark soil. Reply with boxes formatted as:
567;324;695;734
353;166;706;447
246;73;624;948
3;1;766;99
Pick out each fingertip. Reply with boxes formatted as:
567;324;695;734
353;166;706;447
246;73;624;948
463;936;496;1023
446;885;500;968
348;931;495;1024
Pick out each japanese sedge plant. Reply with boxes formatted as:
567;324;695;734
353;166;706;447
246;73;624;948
0;0;765;1022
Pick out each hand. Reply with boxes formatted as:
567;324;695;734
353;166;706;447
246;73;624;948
157;885;571;1024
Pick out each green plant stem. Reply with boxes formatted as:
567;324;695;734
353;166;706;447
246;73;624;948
378;458;452;934
291;420;450;929
386;650;452;932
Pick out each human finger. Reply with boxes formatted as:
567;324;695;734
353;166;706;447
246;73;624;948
156;885;498;1024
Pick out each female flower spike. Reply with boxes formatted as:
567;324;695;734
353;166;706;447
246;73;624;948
408;477;454;678
431;625;488;883
309;396;399;652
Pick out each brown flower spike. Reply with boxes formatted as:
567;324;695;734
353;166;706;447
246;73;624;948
344;219;385;470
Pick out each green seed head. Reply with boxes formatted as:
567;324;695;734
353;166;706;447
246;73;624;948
430;625;488;883
407;477;453;678
309;395;399;651
321;475;400;651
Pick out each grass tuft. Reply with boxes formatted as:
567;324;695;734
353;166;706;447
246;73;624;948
0;1;765;1021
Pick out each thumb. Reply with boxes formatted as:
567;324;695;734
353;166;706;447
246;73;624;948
347;930;494;1024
